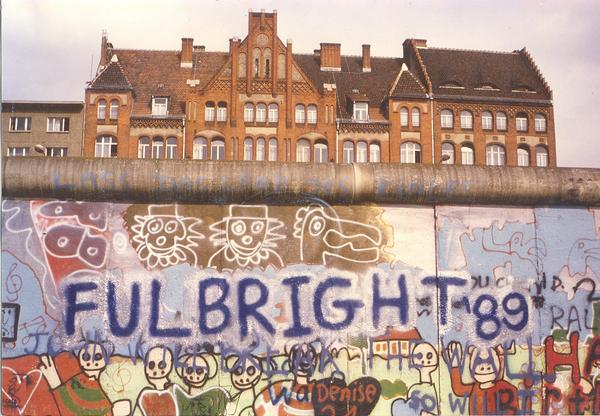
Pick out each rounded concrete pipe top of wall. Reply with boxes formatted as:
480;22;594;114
3;157;600;206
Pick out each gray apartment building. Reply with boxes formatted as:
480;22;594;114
2;101;84;157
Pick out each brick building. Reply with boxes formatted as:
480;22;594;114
2;101;84;157
83;10;555;167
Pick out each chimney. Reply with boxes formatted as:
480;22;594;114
320;43;341;72
362;44;371;73
181;38;193;68
412;39;428;48
99;30;110;67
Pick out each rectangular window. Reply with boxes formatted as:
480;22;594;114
217;106;227;122
204;106;215;121
7;147;30;156
482;114;493;130
48;147;68;157
353;103;368;121
516;117;528;132
47;117;70;132
152;97;168;116
9;117;32;131
256;106;267;122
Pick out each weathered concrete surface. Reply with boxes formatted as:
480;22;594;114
3;156;600;205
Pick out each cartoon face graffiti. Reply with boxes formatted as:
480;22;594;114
288;343;318;379
412;342;438;370
227;355;263;391
177;354;217;389
144;346;173;381
209;205;284;269
78;342;107;372
469;347;500;384
130;205;203;269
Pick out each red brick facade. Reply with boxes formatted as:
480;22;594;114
83;10;556;167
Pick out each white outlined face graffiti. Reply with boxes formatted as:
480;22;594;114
208;205;284;269
294;205;383;265
131;205;204;269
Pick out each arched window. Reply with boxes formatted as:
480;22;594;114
496;112;507;131
151;137;164;159
314;141;328;163
95;135;117;158
193;137;208;160
461;144;474;165
268;104;278;123
400;142;421;163
342;141;354;163
517;146;530;167
356;141;368;163
400;107;409;127
166;137;177;159
256;103;267;122
244;103;254;122
217;102;227;122
412;108;420;127
536;145;548;167
211;139;225;160
97;99;107;119
486;144;506;166
263;48;272;78
442;142;454;164
535;113;547;133
205;102;215;121
460;110;473;129
482;111;493;130
295;104;306;123
253;48;260;78
244;138;254;161
138;137;150;159
109;99;119;119
296;139;310;162
256;138;266;161
268;138;278;161
516;112;528;132
441;109;453;128
307;105;317;124
369;143;381;163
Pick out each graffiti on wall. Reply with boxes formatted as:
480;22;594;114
2;199;600;415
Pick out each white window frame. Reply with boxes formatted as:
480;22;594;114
535;114;547;133
97;99;107;119
400;142;421;163
166;137;177;159
244;138;254;161
48;147;68;157
204;102;215;121
7;147;30;156
256;104;267;122
307;105;317;124
95;136;117;158
295;104;306;124
412;108;420;127
138;137;150;159
193;137;208;160
461;145;474;165
342;141;354;163
536;146;548;167
369;143;381;163
256;138;266;161
211;139;225;160
356;141;368;163
268;104;278;123
217;103;227;122
109;99;119;119
442;143;454;164
244;103;254;122
353;102;368;121
517;147;530;167
486;144;506;166
496;112;507;131
482;111;493;130
47;117;69;132
152;97;168;116
10;116;32;131
400;107;408;127
314;142;328;163
151;137;164;159
460;110;473;129
441;110;453;128
268;138;278;161
296;139;310;162
516;114;528;132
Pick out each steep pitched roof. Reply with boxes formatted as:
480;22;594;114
294;54;404;120
88;60;132;91
417;47;552;102
389;64;427;99
90;49;228;115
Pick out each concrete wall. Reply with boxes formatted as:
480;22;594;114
2;159;600;416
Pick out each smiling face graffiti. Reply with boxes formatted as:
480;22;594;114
144;346;173;384
209;205;284;269
78;342;107;374
227;355;263;392
130;205;204;269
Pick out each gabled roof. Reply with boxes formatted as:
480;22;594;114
88;60;132;91
389;64;427;99
373;327;422;342
417;47;552;102
294;54;404;120
88;49;229;116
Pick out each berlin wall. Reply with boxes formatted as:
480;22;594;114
2;157;600;416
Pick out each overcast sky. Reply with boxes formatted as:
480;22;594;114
2;0;599;167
